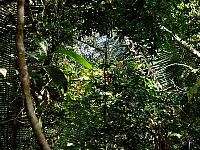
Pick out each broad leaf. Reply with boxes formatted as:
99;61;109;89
44;66;68;91
54;48;93;69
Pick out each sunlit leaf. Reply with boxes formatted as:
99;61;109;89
54;48;93;69
35;38;48;55
168;132;182;139
0;68;7;78
39;39;48;55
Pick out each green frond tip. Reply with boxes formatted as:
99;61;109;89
54;48;93;69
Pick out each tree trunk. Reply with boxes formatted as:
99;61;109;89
16;0;51;149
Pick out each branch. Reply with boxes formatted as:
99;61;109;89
164;63;194;70
16;0;51;149
160;26;200;58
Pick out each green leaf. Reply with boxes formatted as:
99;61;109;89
196;78;200;86
187;78;200;101
187;87;194;101
54;48;93;69
34;38;48;55
44;66;68;91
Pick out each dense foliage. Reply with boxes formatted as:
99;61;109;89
0;0;200;149
25;0;200;149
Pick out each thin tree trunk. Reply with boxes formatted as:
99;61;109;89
16;0;51;149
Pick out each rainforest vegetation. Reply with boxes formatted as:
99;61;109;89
0;0;200;149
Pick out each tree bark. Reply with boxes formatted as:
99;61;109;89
16;0;51;149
